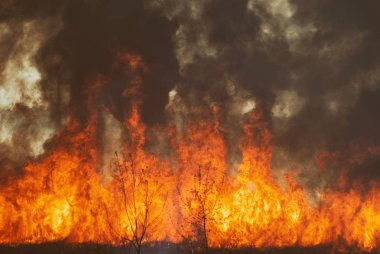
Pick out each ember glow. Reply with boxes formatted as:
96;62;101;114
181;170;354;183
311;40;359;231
1;1;380;253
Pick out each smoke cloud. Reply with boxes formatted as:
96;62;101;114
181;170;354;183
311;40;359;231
150;0;380;187
1;0;379;188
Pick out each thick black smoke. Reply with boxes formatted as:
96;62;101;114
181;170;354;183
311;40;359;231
38;0;178;125
0;0;178;177
1;0;379;188
150;0;380;187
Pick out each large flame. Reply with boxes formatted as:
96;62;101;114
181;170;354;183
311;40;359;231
0;54;379;251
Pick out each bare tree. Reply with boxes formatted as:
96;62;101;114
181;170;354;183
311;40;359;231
112;152;167;254
176;162;225;254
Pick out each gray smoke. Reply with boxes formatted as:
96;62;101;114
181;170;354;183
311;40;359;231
150;0;380;188
1;0;379;189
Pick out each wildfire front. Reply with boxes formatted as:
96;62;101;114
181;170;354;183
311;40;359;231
0;1;379;254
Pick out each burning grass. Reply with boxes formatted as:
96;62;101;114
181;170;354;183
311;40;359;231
0;54;379;253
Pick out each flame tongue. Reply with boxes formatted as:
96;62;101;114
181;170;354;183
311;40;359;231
0;54;379;251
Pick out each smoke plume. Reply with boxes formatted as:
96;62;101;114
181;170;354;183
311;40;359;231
1;0;380;189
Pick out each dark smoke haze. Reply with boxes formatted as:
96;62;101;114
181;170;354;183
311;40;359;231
0;0;379;189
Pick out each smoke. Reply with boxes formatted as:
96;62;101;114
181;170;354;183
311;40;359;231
1;0;380;188
0;0;178;174
0;1;63;173
150;0;380;187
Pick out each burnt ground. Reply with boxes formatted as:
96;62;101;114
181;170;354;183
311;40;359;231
0;242;378;254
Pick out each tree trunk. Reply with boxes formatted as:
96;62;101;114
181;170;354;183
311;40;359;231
135;243;141;254
203;215;208;254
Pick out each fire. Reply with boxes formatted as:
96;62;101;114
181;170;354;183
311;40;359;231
0;53;379;251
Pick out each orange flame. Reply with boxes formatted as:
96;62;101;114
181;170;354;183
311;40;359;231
0;53;379;251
